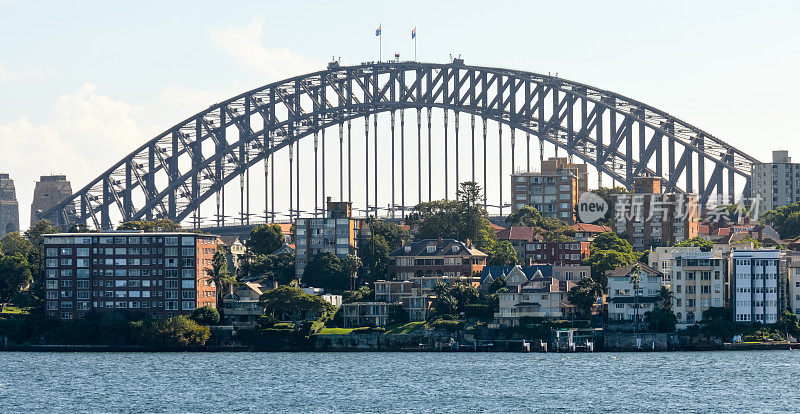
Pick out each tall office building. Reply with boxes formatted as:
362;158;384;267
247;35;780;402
751;150;800;212
0;173;20;235
30;175;74;228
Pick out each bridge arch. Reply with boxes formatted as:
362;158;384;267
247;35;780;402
41;61;760;229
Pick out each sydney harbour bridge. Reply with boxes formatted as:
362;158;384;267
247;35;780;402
41;60;760;230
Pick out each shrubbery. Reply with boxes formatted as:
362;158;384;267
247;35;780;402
428;319;463;332
190;306;220;325
352;326;385;334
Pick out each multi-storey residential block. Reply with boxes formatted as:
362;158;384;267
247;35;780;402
731;250;780;324
43;232;219;320
374;280;432;321
670;251;727;326
789;263;800;315
541;157;589;195
611;177;699;249
294;199;364;278
751;150;800;212
523;241;590;265
607;263;663;322
510;161;580;223
387;238;487;282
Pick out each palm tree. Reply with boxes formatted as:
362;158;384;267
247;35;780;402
205;246;237;310
341;254;363;291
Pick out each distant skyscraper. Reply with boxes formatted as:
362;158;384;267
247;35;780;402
0;173;20;235
30;175;74;228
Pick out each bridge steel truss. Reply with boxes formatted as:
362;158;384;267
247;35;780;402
42;61;760;229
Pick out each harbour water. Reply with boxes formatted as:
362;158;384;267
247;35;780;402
2;351;800;412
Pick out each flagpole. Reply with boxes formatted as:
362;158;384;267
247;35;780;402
379;23;382;62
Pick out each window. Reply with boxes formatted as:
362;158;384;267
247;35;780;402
165;269;178;278
182;269;195;278
182;247;195;256
181;237;194;246
181;280;195;289
182;301;195;310
165;237;178;246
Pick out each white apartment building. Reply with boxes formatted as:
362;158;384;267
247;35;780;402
607;263;663;322
731;250;780;324
670;251;727;326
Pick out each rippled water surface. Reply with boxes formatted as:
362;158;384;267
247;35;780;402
2;351;800;412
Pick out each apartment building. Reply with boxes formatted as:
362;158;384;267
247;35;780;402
789;264;800;315
523;241;590;265
510;160;581;223
387;238;487;282
44;232;219;320
607;263;663;322
374;280;432;321
751;150;800;211
670;251;727;326
611;177;699;249
295;199;365;278
731;250;780;324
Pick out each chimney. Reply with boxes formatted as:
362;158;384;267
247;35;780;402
465;238;471;248
437;237;443;247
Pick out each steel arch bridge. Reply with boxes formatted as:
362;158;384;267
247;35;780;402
42;60;760;230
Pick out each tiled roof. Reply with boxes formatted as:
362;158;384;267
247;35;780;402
479;265;554;283
571;223;611;233
390;239;487;257
489;223;506;231
495;226;538;242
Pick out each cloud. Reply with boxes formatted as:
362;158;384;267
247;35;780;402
0;64;56;82
211;18;321;81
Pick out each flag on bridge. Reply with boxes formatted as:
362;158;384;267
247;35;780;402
375;25;381;36
412;27;416;39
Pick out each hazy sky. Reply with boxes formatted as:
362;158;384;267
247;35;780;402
1;0;799;227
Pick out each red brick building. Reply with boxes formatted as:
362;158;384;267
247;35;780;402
43;232;219;320
523;241;591;265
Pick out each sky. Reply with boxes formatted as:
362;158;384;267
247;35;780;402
1;0;799;228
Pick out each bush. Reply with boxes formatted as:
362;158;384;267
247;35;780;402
131;316;210;348
273;322;295;330
388;304;409;324
190;306;220;325
257;314;279;329
428;319;463;332
464;304;493;320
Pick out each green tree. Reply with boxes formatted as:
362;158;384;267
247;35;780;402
0;254;32;306
369;220;411;251
487;240;517;266
341;254;363;291
359;233;391;282
777;311;800;339
644;308;677;333
762;202;800;239
0;232;34;258
674;236;713;252
190;305;221;325
505;205;543;227
302;252;347;292
117;219;181;232
568;277;599;317
583;232;638;288
23;219;61;293
258;285;336;326
244;253;295;285
132;315;210;348
343;285;373;303
246;224;285;256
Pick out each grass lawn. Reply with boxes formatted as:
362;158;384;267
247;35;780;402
318;328;356;335
0;305;29;315
384;321;425;335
